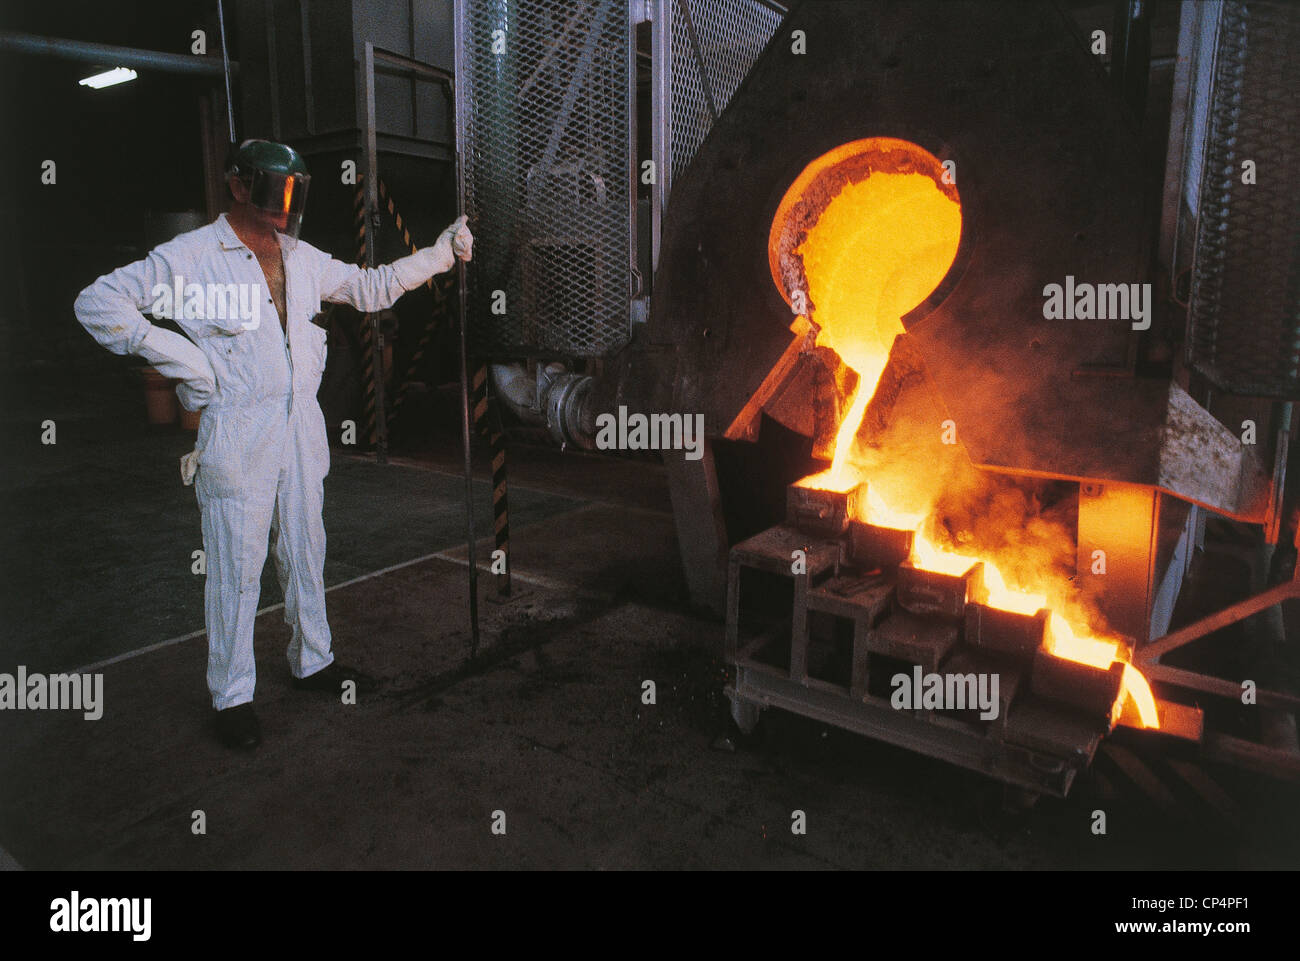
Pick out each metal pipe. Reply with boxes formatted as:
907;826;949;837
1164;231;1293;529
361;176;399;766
0;30;237;77
542;371;596;449
489;362;596;448
489;363;544;425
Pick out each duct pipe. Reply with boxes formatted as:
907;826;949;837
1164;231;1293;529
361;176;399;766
489;362;596;449
0;31;237;77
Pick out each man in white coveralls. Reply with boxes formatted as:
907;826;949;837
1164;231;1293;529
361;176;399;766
74;139;473;749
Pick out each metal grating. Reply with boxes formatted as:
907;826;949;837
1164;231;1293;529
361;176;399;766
669;0;784;183
1187;1;1300;398
458;0;633;356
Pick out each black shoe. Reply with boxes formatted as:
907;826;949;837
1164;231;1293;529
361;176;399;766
214;703;261;750
292;663;376;693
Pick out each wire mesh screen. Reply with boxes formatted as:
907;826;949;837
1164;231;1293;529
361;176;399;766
1186;1;1300;398
669;0;784;183
460;0;632;356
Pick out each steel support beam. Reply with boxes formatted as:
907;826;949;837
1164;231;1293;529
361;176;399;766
1139;579;1300;663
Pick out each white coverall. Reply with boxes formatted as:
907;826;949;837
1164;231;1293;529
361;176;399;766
75;213;457;709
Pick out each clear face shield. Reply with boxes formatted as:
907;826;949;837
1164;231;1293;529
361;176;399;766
241;169;310;247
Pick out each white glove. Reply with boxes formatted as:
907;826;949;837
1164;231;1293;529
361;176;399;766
446;215;473;262
180;449;200;486
391;216;474;289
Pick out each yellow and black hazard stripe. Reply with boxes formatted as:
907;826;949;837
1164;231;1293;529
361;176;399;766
471;363;510;596
354;180;379;449
378;178;434;291
376;178;453;424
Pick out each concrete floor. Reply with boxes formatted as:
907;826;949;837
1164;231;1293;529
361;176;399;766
2;362;1299;869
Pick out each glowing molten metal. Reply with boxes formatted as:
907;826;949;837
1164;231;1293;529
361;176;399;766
786;140;1158;729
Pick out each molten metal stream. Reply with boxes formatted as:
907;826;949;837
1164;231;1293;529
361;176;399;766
792;164;1158;728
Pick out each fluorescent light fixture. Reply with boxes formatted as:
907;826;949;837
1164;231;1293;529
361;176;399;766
78;67;138;89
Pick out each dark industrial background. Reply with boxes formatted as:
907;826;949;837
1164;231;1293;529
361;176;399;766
0;0;1297;871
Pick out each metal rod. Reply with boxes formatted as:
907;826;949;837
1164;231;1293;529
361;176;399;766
537;0;611;176
454;0;482;655
679;0;719;123
362;40;378;255
216;1;236;142
517;5;584;100
372;45;454;84
0;30;237;76
1266;402;1292;545
457;184;482;655
1145;662;1300;712
1138;579;1300;662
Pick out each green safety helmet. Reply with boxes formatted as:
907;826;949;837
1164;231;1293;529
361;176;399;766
226;139;311;241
